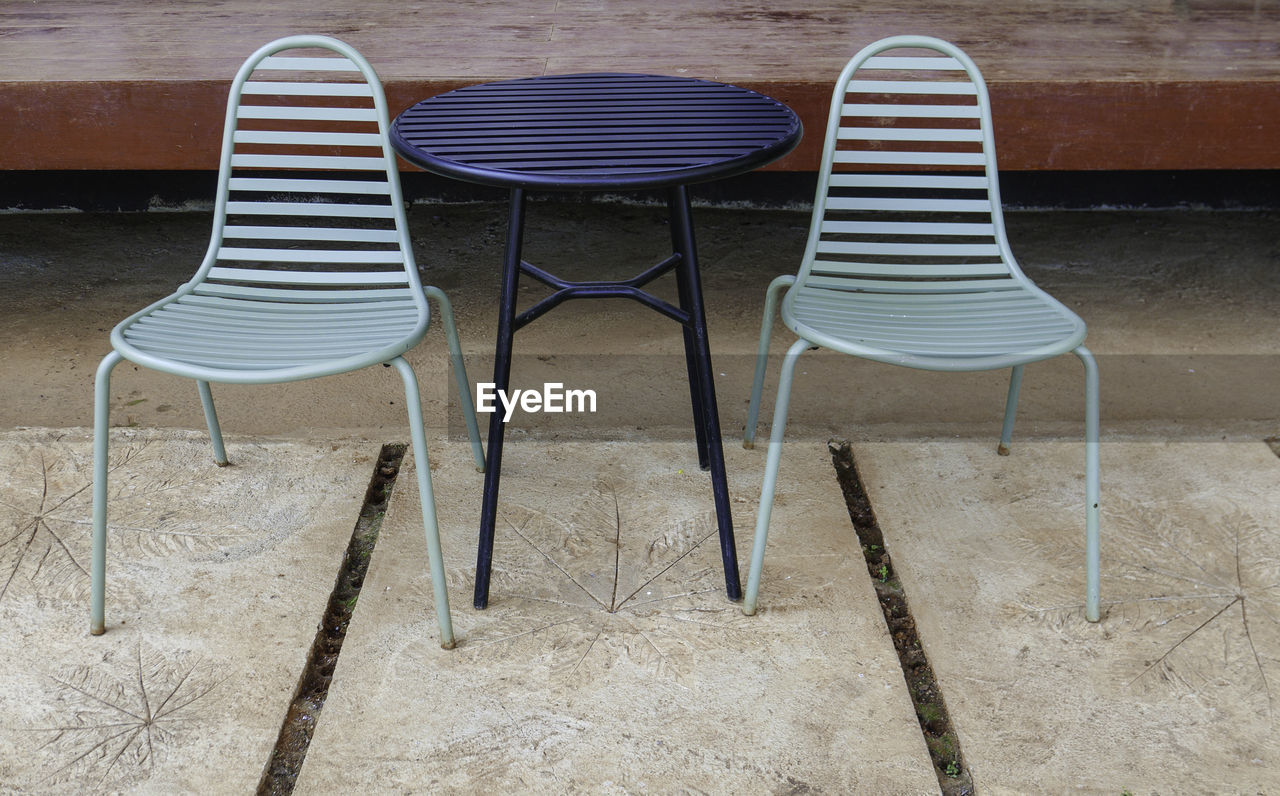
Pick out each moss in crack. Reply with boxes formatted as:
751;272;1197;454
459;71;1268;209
829;439;974;796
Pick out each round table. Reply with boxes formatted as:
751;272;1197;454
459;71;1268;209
391;72;802;609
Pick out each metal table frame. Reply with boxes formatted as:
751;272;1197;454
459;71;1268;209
391;73;801;609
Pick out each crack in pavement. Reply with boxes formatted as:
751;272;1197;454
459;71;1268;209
257;443;405;796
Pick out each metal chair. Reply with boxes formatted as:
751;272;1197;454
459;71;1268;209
90;35;485;649
742;36;1100;621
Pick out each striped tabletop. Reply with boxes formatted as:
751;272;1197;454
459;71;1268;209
391;72;802;190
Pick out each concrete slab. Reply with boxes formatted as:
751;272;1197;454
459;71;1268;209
297;440;938;793
0;428;374;792
854;439;1280;793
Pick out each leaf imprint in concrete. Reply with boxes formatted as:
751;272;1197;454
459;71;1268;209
1016;495;1280;718
0;437;302;605
464;478;751;686
0;446;143;604
30;642;224;789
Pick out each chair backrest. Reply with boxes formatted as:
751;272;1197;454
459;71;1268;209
793;36;1027;298
188;35;424;313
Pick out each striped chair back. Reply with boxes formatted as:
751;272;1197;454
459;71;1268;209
192;35;423;311
796;36;1025;297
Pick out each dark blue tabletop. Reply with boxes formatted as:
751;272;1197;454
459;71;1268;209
390;72;802;191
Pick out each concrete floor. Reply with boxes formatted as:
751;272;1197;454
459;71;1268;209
0;203;1277;792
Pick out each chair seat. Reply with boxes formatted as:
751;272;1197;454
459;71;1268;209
786;283;1086;368
115;291;425;380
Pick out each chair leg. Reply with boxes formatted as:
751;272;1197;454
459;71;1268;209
423;285;486;472
744;274;796;449
91;351;124;636
997;364;1025;456
743;338;810;616
196;380;229;467
389;356;455;649
1074;346;1101;622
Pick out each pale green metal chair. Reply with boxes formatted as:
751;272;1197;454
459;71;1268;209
743;36;1100;621
90;35;485;649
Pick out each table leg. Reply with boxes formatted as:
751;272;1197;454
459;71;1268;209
475;187;525;610
667;185;743;601
670;204;710;470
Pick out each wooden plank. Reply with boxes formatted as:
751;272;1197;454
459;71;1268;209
2;0;1278;171
6;78;1278;171
991;81;1280;170
3;1;1278;83
0;80;473;170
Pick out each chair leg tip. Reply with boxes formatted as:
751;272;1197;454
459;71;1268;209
741;603;758;616
743;439;755;450
475;465;486;474
90;624;105;636
440;638;457;650
996;443;1011;456
215;459;231;468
